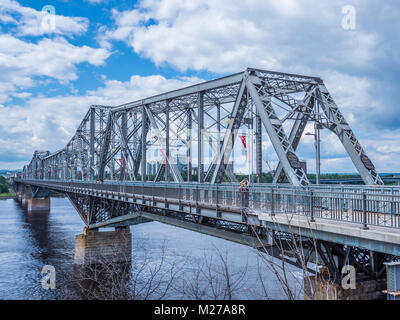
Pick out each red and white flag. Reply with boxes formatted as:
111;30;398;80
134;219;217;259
118;158;124;169
160;149;167;165
239;135;247;160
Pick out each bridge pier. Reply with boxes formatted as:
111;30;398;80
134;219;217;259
74;226;132;265
27;197;50;213
15;184;27;205
21;194;29;208
72;227;132;299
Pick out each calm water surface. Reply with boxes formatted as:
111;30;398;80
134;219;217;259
0;197;302;300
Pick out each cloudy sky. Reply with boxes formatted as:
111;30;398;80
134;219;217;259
0;0;399;174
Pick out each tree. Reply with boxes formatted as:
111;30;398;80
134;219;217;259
0;184;9;193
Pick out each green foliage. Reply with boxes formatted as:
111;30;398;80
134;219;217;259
0;176;7;184
0;175;10;194
0;185;8;193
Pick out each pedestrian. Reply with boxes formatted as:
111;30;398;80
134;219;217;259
239;178;250;207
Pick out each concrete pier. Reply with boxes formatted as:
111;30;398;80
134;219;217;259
74;227;132;265
304;275;386;300
21;194;29;208
27;197;50;213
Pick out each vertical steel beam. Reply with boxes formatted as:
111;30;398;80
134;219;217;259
165;101;170;182
110;131;115;179
141;106;147;181
217;101;221;150
90;107;95;180
121;110;128;180
187;108;192;182
256;108;262;183
98;112;112;181
198;92;204;183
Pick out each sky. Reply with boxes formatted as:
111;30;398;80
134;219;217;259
0;0;400;174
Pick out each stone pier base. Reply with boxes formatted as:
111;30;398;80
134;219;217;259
27;197;50;213
304;275;386;300
74;227;132;265
21;195;29;208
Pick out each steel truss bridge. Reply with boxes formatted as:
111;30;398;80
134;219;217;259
14;68;400;286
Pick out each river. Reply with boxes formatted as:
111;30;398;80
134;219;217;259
0;197;302;300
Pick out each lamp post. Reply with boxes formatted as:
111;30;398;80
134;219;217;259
306;122;322;185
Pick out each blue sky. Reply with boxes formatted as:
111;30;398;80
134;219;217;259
0;0;400;174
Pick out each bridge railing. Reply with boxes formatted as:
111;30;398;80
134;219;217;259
246;187;400;229
15;179;400;229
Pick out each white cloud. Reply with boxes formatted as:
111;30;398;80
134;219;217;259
2;0;399;175
0;0;89;37
0;34;111;103
0;74;201;168
99;0;379;73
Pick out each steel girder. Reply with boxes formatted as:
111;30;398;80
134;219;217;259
246;73;310;186
316;85;383;185
272;88;316;183
22;68;382;186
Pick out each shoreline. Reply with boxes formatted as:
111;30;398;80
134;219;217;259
0;195;16;200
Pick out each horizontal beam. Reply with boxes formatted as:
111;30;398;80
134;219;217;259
141;211;267;247
259;214;400;256
113;72;245;112
89;212;152;229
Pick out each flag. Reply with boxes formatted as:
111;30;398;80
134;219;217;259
118;158;124;169
160;149;167;165
239;135;247;160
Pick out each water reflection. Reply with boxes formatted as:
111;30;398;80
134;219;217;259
0;197;299;300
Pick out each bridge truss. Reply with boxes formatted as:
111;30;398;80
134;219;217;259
22;68;382;187
17;68;394;284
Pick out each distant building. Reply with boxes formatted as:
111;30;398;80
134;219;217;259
147;161;161;175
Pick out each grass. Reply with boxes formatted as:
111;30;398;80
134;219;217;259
0;191;15;198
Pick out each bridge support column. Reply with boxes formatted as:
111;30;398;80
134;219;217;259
304;275;386;300
74;227;132;265
21;194;30;208
27;197;50;213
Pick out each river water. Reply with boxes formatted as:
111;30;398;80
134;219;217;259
0;197;302;300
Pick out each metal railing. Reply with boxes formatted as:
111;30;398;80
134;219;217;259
16;179;400;229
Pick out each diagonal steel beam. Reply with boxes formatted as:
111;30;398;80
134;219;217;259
273;88;317;183
316;85;383;185
210;77;247;184
145;107;183;183
246;73;309;186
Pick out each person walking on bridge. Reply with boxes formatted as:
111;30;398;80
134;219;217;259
239;178;250;207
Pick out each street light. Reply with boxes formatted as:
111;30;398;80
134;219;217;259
305;122;322;185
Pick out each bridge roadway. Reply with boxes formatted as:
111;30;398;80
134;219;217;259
15;179;400;257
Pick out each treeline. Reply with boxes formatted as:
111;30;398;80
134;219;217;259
0;176;11;194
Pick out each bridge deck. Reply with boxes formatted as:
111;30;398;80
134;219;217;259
14;179;400;256
258;213;400;256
